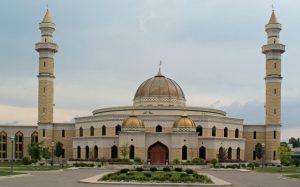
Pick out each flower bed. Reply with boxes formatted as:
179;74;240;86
99;167;213;184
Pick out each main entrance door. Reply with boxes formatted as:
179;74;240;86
148;142;169;165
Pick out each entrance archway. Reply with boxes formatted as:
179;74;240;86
148;142;168;165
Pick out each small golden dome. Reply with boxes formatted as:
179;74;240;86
268;10;278;24
122;113;144;128
173;112;195;128
42;9;52;23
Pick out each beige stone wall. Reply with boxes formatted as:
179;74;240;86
38;80;53;123
39;58;54;74
265;130;280;162
243;131;265;161
266;59;281;75
265;81;281;125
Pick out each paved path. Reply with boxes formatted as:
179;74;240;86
0;168;299;187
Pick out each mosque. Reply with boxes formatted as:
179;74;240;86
0;9;285;165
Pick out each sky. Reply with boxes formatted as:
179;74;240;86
0;0;299;141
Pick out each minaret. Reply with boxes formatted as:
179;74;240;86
262;10;285;163
35;9;58;143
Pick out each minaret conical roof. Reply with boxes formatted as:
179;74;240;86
42;9;52;23
268;10;278;24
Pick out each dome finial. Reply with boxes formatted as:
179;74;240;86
156;60;163;76
42;6;52;23
268;5;278;24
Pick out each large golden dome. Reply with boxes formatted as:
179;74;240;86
122;113;144;128
133;70;186;107
173;112;195;128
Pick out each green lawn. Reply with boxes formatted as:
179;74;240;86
255;167;300;173
100;169;213;184
0;171;25;176
285;174;300;180
0;164;68;171
0;161;23;167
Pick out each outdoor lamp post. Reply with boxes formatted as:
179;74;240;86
262;143;265;168
51;141;55;170
10;136;15;174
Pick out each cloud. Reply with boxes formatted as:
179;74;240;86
282;128;300;141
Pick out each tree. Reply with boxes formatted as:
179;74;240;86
255;143;264;167
120;143;129;159
217;147;228;163
28;143;43;165
278;145;292;166
42;147;51;160
289;137;300;148
54;142;63;164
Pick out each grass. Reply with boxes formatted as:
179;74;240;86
100;169;213;184
0;171;25;176
285;174;300;180
255;166;300;173
0;161;23;167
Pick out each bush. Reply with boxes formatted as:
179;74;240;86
174;167;182;172
247;163;254;170
120;168;129;173
254;163;260;167
22;157;31;165
150;167;157;172
191;158;200;164
173;159;180;165
134;157;142;164
180;173;188;178
163;167;171;172
135;167;143;171
241;164;246;168
294;159;300;167
144;172;151;177
185;169;194;174
211;159;218;167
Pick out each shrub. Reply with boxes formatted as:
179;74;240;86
150;167;157;172
163;167;171;172
294;159;300;167
174;167;182;172
120;168;129;173
185;169;194;174
241;164;246;168
254;163;260;167
173;159;180;165
144;172;151;177
247;163;254;170
211;159;218;167
134;157;141;164
22;157;31;165
180;173;189;178
191;158;200;164
135;167;143;171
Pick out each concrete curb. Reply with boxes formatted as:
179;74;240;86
79;171;232;186
0;173;31;180
210;168;251;172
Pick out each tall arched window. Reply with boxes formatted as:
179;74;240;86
42;128;45;137
236;147;241;160
15;131;23;159
224;127;228;138
31;131;38;144
90;126;94;136
182;145;187;160
115;125;121;135
199;146;206;160
79;127;83;137
77;146;81;159
111;145;118;159
85;146;89;159
156;125;162;132
228;147;232;160
0;131;7;159
129;145;135;160
253;131;257;139
212;126;216;137
196;126;203;136
102;125;106;136
94;145;98;159
62;129;65;138
235;128;239;138
273;131;276;139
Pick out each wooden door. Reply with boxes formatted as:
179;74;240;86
148;142;168;165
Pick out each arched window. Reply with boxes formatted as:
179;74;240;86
228;147;232;160
273;151;276;160
115;125;121;135
85;146;89;159
196;126;203;136
199;146;206;160
273;131;276;139
253;150;256;160
111;145;118;159
77;146;81;159
62;129;65;138
79;127;83;137
15;131;23;159
90;126;94;136
42;128;45;137
0;131;7;159
224;127;228;138
156;125;162;132
31;131;38;144
182;145;187;160
253;131;257;139
212;126;216;137
62;148;65;158
236;147;241;160
94;145;98;159
129;145;135;160
235;128;239;138
102;125;106;136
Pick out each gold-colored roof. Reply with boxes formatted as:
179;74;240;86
42;9;52;23
173;112;195;128
268;10;278;24
122;112;144;128
134;71;185;100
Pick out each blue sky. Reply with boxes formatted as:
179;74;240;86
0;0;299;140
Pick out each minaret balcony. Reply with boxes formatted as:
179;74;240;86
35;42;58;52
262;44;285;54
